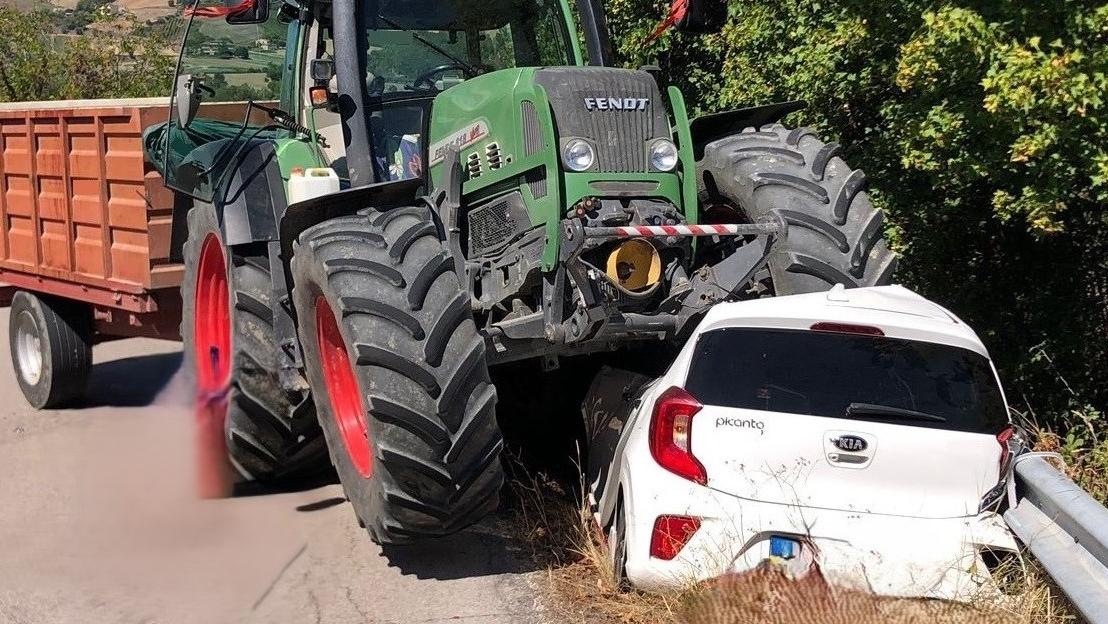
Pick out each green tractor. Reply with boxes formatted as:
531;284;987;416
151;0;895;542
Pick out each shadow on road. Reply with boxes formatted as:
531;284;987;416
232;470;340;497
380;511;541;580
84;352;183;408
295;497;346;512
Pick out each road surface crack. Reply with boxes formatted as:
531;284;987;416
251;543;308;611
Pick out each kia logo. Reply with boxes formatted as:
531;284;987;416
832;435;868;452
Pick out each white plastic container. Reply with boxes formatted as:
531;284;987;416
288;167;340;204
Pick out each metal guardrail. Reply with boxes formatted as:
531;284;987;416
1004;454;1108;624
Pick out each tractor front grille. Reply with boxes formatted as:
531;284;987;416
466;192;532;257
535;68;669;173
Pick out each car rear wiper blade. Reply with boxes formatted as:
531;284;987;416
845;403;947;423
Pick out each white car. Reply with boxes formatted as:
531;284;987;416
582;285;1020;599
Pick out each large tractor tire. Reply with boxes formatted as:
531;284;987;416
181;201;327;484
290;205;504;544
699;124;897;294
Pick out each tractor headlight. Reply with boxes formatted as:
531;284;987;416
562;139;596;172
650;139;679;172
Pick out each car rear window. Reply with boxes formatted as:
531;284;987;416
684;328;1008;434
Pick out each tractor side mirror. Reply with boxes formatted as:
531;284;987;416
311;59;335;84
175;74;201;128
226;0;269;25
673;0;727;34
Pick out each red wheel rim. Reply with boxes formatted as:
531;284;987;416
193;233;232;496
315;297;373;478
194;234;232;395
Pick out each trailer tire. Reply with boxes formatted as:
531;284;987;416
291;204;504;544
699;124;897;294
181;201;326;484
9;291;91;409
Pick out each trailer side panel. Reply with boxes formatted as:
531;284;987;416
0;101;180;294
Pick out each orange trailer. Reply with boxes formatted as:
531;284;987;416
0;99;183;408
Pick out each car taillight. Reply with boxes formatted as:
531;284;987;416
810;322;885;336
980;426;1017;513
649;515;701;560
649;386;707;484
997;426;1016;475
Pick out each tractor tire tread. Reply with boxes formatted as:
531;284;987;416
181;203;327;484
701;124;897;294
291;204;504;543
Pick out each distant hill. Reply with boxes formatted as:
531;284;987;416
1;0;176;23
0;0;54;9
53;0;176;18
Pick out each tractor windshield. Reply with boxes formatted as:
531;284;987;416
367;0;574;93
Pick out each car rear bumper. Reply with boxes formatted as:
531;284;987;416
620;461;1018;600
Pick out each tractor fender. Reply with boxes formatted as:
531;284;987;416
218;139;286;247
688;100;806;160
167;138;286;261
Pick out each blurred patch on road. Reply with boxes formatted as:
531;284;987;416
0;310;547;624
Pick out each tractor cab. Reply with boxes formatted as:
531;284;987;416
305;0;578;183
155;0;579;199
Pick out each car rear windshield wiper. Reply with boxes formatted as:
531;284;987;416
376;15;480;78
845;403;947;423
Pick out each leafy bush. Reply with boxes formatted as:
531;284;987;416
0;8;174;102
607;0;1107;422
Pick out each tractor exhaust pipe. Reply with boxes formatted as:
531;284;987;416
578;0;613;66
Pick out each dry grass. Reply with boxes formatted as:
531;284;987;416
680;570;1011;624
511;474;696;623
511;476;1084;624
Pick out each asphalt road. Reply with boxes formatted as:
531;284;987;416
0;308;549;624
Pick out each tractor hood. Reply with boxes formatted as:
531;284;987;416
532;67;671;173
426;66;689;273
427;67;677;185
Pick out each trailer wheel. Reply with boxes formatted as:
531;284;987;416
181;201;326;484
291;205;504;543
8;291;91;409
699;124;897;294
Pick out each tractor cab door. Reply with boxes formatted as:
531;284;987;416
303;29;430;184
161;0;293;201
304;21;435;185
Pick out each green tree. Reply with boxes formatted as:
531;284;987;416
0;8;174;102
606;0;1108;419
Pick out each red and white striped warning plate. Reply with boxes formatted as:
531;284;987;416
580;223;782;239
613;224;737;237
605;223;772;238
